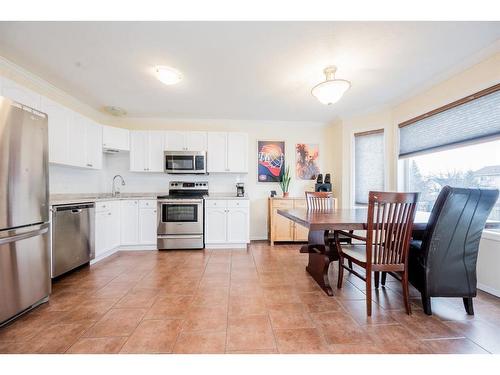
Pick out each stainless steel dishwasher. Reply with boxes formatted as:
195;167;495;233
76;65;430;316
51;203;95;278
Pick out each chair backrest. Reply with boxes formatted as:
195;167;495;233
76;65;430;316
305;191;335;211
420;186;499;296
365;191;419;267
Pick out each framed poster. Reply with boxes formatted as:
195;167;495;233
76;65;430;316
295;143;320;180
257;141;285;182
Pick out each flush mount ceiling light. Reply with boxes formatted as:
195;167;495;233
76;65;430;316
155;65;183;85
311;66;351;105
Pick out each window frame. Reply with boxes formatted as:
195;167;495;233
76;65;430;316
397;83;500;240
350;127;388;207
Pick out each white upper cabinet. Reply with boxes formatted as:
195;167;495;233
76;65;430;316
164;131;207;151
207;132;248;173
130;131;165;172
1;77;41;111
85;120;103;169
186;132;208;151
67;112;87;168
67;113;102;169
40;97;70;165
227;132;248;173
207;132;227;172
102;125;130;151
164;131;185;151
130;131;148;172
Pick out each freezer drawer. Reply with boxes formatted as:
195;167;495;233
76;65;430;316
0;224;50;325
157;234;204;250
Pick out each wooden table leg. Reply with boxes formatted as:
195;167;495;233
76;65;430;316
306;252;334;296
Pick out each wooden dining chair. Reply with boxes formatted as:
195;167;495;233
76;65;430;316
335;191;419;316
305;191;335;210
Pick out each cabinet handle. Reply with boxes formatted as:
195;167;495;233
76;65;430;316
87;163;93;167
108;212;112;216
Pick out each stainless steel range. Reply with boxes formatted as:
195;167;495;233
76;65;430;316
157;181;208;250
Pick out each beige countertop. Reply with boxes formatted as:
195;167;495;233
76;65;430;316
50;192;165;206
203;193;249;200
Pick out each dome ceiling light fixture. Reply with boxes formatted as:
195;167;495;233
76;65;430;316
155;65;183;85
311;65;351;105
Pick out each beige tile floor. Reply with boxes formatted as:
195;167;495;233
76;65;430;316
1;241;500;354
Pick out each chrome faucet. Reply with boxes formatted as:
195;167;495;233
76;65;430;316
112;175;126;197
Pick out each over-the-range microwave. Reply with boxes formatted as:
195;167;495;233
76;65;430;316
164;150;207;174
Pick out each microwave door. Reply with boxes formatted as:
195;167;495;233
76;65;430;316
166;155;195;173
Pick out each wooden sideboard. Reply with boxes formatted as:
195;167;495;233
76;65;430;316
268;196;338;245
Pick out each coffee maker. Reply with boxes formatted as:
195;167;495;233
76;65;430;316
236;183;245;197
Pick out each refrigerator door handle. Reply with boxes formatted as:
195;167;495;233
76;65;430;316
0;226;48;246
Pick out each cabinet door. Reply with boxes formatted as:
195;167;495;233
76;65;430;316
130;131;148;172
41;97;69;165
67;112;87;167
139;207;157;245
272;208;294;241
293;199;308;241
207;132;227;172
103;125;130;151
85;120;102;169
164;131;186;151
227;207;249;243
186;132;207;151
120;200;139;245
95;211;109;258
148;131;165;172
109;202;121;249
1;78;41;110
205;207;227;243
227;133;248;173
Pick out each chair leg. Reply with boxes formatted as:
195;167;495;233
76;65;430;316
463;297;474;315
366;270;372;316
374;272;380;289
381;272;387;286
421;294;432;315
401;271;412;315
337;257;344;289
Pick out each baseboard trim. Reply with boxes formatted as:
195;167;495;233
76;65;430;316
205;243;248;249
119;245;157;251
90;247;119;265
477;283;500;297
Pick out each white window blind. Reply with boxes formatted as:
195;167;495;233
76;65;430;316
354;129;385;205
399;85;500;158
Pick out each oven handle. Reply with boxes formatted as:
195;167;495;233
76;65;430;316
158;200;204;204
157;235;203;239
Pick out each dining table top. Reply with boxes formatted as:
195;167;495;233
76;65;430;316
277;207;500;232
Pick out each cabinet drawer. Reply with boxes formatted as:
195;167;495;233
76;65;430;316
271;199;294;209
227;200;249;208
205;200;228;208
293;199;307;209
96;201;111;212
139;200;156;208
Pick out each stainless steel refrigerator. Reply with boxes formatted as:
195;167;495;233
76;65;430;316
0;96;50;326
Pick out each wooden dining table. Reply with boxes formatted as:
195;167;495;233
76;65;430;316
278;207;500;295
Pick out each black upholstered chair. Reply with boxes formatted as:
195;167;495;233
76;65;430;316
407;186;499;315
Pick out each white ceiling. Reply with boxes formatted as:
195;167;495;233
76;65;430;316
0;22;499;122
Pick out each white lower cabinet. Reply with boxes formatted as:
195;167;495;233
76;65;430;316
204;199;249;248
95;201;121;259
120;200;139;245
139;204;157;245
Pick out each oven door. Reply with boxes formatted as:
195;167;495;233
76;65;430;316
158;200;203;235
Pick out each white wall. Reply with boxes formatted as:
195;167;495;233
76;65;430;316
102;118;335;240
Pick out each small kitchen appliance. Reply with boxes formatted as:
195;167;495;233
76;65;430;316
236;183;245;197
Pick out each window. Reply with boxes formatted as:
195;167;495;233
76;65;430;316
399;84;500;231
354;129;385;205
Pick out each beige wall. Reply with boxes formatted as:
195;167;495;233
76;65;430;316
338;51;500;295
